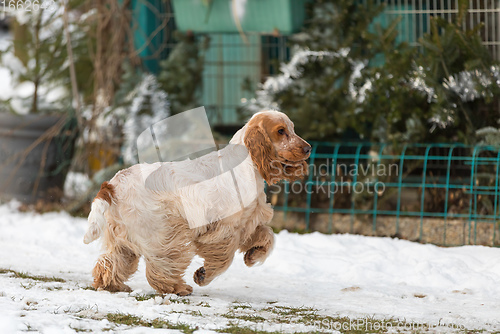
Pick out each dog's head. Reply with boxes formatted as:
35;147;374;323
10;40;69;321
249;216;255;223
243;110;311;184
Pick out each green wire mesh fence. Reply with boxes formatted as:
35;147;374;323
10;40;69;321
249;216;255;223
267;142;500;247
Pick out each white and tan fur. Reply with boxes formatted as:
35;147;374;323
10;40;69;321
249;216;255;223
84;110;311;295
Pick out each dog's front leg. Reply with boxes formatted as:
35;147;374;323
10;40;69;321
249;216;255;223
193;236;240;286
239;224;275;267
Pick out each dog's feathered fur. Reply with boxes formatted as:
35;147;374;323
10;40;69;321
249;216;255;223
84;110;311;295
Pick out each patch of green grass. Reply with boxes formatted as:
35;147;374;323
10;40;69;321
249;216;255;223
216;322;325;334
106;314;145;327
261;306;437;334
106;313;197;333
197;301;211;307
461;330;500;334
20;282;36;290
263;305;320;325
69;325;92;333
168;296;191;305
15;271;65;283
0;268;65;283
264;305;316;316
215;323;284;334
222;312;267;322
24;323;37;332
134;293;157;302
60;302;493;334
232;304;251;310
187;310;203;317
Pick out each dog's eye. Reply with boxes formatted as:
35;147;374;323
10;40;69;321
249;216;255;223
278;129;285;135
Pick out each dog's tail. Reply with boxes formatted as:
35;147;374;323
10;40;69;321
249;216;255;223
83;181;115;244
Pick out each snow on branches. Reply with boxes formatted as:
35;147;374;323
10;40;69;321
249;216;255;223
123;74;170;164
444;66;500;102
247;49;352;113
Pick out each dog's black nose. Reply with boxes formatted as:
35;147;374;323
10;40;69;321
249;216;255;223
303;145;311;155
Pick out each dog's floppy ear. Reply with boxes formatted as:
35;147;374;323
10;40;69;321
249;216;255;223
244;124;280;184
283;161;309;182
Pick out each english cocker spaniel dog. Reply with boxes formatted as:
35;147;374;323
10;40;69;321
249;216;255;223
83;110;311;295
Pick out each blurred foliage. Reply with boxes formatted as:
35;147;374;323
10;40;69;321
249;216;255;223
2;8;66;113
273;0;387;141
416;8;499;144
0;0;93;114
263;0;499;144
158;31;210;115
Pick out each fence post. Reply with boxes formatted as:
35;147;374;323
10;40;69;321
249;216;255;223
396;144;409;235
468;146;481;245
494;149;500;245
443;145;457;246
304;143;318;231
372;144;386;233
328;145;341;233
419;145;435;242
350;144;364;233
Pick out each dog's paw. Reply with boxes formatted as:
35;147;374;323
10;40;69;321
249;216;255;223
194;267;206;286
93;282;132;293
244;246;266;267
174;283;193;296
120;284;133;293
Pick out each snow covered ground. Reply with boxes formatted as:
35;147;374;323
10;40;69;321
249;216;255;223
0;201;500;333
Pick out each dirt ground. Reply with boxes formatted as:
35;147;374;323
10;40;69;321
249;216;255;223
270;211;500;247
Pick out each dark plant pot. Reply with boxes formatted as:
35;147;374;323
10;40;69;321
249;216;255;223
0;113;78;203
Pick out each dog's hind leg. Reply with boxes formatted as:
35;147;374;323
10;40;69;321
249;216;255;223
143;218;195;296
144;223;194;295
239;225;275;267
193;236;240;287
92;243;139;292
145;259;193;296
144;248;194;296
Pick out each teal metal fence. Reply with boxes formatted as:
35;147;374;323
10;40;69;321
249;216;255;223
268;142;500;247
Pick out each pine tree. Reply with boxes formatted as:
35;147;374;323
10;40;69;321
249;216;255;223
248;0;395;141
0;1;92;114
248;0;499;144
157;32;209;115
1;6;69;114
359;1;498;144
417;4;498;143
